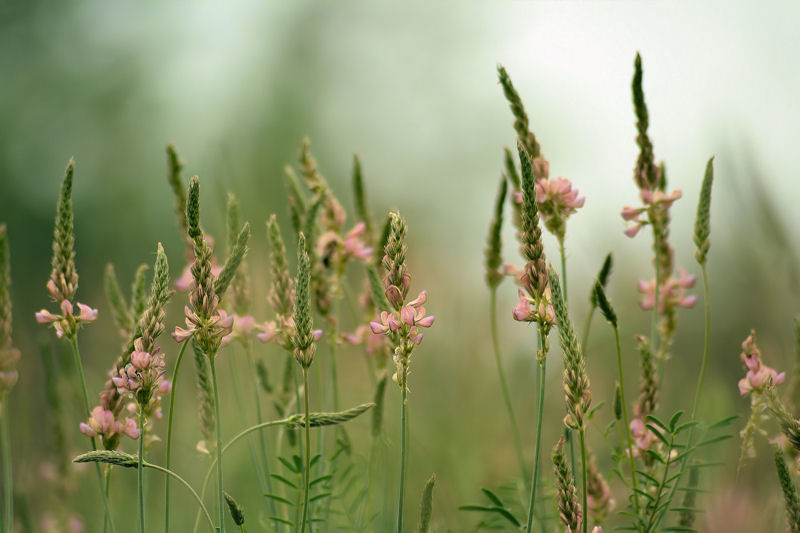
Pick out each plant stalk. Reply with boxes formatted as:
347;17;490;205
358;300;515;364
68;337;116;533
300;368;312;533
1;397;13;533
396;369;408;533
138;411;145;533
525;333;548;533
165;338;191;533
209;356;225;533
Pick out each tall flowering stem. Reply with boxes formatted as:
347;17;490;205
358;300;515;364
36;160;114;532
292;233;317;533
367;211;434;533
172;176;247;533
164;338;191;533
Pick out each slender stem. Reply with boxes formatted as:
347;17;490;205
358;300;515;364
691;263;711;421
489;288;528;487
144;462;215;532
243;342;277;517
613;325;641;521
525;333;548;533
68;337;116;533
209;356;225;533
227;348;268;496
578;428;588;533
164;338;190;533
651;231;662;367
396;371;408;533
1;398;13;533
138;411;145;533
300;369;312;533
103;467;112;533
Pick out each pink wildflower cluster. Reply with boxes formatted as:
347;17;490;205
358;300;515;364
172;306;234;344
369;290;434;345
79;405;139;448
257;314;322;348
35;299;97;340
512;164;585;242
738;330;785;396
221;314;257;347
621;189;681;238
512;287;555;326
342;324;386;356
637;268;696;311
110;338;172;418
316;222;373;264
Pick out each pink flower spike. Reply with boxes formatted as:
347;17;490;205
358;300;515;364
411;333;424;345
369;321;386;335
76;303;98;322
387;313;401;332
35;310;58;324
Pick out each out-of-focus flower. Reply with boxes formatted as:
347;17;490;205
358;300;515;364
79;406;139;450
738;330;785;396
621;189;682;239
637;268;696;311
35;300;98;340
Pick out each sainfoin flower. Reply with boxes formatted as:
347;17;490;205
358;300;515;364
171;306;234;344
621;188;682;238
369;290;434;345
738;330;785;396
35;299;98;339
220;314;257;347
175;263;223;292
512;288;555;326
316;222;373;265
342;324;387;356
637;268;696;311
79;406;139;449
256;315;321;349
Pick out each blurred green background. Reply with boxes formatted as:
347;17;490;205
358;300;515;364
1;1;800;531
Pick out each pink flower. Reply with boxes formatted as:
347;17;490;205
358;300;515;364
79;406;139;447
256;320;280;343
738;330;785;396
535;177;585;212
221;314;258;347
368;291;434;346
342;324;387;356
35;300;98;339
512;290;534;321
638;268;696;312
621;189;682;239
342;222;373;261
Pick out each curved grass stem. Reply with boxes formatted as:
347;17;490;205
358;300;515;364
138;411;145;533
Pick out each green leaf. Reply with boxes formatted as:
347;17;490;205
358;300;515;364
646;424;672;447
271;474;297;489
480;488;504;507
416;474;436;533
707;414;739;430
668;410;685;432
459;505;521;528
264;494;295;506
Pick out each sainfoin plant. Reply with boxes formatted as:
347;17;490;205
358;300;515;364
1;50;799;533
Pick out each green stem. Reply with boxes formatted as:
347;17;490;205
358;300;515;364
300;369;312;533
489;288;528;487
227;348;268;499
103;467;111;533
68;337;116;533
243;342;277;518
651;230;662;371
138;411;145;533
165;338;191;533
578;428;588;533
209;356;225;533
1;398;13;533
525;334;548;533
396;370;408;533
613;325;641;522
